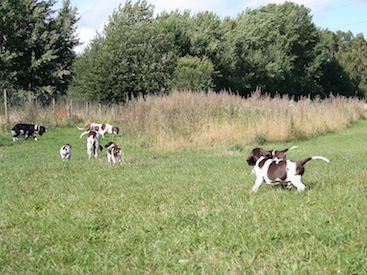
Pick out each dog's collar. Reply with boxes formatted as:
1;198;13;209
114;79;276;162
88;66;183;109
34;125;40;132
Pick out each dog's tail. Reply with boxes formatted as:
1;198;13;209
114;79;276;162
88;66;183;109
76;126;85;130
301;156;330;165
282;146;297;153
288;146;297;151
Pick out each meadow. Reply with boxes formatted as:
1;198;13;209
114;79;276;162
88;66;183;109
1;117;367;273
1;90;365;150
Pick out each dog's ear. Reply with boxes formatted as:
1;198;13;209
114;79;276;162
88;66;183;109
261;149;272;159
105;142;112;148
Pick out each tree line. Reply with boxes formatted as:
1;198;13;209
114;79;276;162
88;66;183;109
1;0;367;103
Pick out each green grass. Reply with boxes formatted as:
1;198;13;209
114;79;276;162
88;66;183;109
0;121;367;274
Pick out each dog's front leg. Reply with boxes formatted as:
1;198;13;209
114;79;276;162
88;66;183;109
252;177;264;192
291;177;306;192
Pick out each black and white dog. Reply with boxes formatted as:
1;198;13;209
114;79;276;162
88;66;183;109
60;144;72;161
11;124;47;141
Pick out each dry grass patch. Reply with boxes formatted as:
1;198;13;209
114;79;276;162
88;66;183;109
122;90;365;149
1;90;364;149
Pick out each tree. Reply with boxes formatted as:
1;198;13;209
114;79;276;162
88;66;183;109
334;32;367;97
172;55;216;91
228;2;322;96
159;10;192;57
0;0;80;95
51;0;80;93
315;30;355;97
69;0;177;102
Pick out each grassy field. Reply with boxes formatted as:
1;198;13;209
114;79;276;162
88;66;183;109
0;119;367;274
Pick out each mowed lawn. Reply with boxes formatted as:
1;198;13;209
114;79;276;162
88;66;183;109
0;120;367;274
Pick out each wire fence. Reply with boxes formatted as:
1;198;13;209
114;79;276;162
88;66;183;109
0;89;125;131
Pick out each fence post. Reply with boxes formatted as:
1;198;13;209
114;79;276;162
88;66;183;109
4;89;9;123
52;98;56;117
85;101;89;116
68;99;73;118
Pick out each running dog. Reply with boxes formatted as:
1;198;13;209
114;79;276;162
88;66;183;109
246;147;329;192
60;144;72;161
11;124;47;141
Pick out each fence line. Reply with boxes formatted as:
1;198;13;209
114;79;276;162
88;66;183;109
0;89;125;129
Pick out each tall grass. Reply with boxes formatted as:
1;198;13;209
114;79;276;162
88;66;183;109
1;90;365;149
1;121;367;273
122;90;365;149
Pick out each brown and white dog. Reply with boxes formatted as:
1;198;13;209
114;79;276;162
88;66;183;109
246;147;329;192
87;131;103;159
60;144;72;161
250;146;297;175
104;142;123;164
77;123;120;139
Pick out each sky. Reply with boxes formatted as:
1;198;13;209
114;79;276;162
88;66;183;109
55;0;367;53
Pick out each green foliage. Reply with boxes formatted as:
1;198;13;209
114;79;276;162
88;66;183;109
1;1;366;99
334;31;367;97
0;0;80;95
172;55;216;91
159;10;192;57
69;0;176;102
157;2;367;98
229;3;321;96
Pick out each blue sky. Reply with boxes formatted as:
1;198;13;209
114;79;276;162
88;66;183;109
55;0;367;53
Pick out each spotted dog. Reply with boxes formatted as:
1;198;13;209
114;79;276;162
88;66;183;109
77;123;120;139
104;141;123;164
246;147;329;192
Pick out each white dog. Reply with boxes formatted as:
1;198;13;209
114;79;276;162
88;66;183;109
60;144;72;161
104;142;123;164
77;123;120;139
87;131;102;159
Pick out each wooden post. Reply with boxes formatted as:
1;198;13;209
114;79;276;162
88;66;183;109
52;98;56;117
68;99;73;118
4;90;9;123
85;101;89;116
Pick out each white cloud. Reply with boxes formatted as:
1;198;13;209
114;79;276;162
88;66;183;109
74;26;97;54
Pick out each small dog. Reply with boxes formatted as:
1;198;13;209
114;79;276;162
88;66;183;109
77;123;120;139
60;144;72;161
11;124;47;141
250;146;297;175
87;131;102;159
246;147;329;192
105;141;123;164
